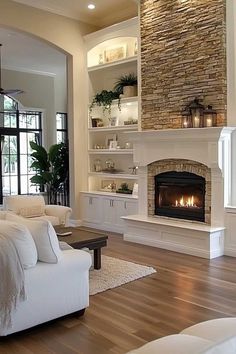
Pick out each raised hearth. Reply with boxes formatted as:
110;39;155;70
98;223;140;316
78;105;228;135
122;127;235;259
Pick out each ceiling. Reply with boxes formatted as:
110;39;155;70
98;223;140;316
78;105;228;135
12;0;138;28
0;28;66;76
0;0;138;76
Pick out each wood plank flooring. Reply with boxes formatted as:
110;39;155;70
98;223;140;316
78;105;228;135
1;233;236;354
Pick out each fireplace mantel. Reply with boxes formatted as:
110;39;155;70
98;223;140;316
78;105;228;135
126;127;235;168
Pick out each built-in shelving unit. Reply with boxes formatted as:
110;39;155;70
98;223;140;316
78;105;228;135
82;18;139;232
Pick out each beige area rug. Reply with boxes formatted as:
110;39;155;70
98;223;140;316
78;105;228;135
89;255;156;295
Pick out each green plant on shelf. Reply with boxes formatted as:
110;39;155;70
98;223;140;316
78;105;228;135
113;73;137;95
116;182;133;194
89;90;120;114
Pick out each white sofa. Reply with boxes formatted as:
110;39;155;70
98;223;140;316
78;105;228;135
3;195;72;226
0;211;91;336
1;248;91;336
127;318;236;354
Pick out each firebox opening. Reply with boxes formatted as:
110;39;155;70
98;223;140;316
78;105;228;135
155;171;205;222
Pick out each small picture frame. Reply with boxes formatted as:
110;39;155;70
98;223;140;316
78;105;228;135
132;183;138;197
91;118;103;128
104;44;127;63
105;133;117;149
110;116;118;127
109;140;118;150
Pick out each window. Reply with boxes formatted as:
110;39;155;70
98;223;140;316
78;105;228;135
0;95;42;204
56;112;68;143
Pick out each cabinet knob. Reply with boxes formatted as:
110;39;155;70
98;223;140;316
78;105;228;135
124;201;127;209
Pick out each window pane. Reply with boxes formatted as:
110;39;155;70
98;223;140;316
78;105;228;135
20;133;28;154
2;176;10;196
20;155;28;174
57;131;63;143
2;136;9;154
20;175;28;194
9;136;17;154
19;113;27;128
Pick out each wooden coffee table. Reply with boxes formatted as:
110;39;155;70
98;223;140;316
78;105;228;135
55;226;108;270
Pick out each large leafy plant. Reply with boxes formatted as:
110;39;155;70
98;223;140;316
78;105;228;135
30;141;69;204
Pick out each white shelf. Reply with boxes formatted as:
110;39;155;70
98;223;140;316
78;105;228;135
81;190;138;199
89;96;138;108
89;149;133;155
88;124;138;132
88;172;138;180
88;56;137;72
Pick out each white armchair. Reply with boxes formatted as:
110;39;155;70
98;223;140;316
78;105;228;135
3;195;72;226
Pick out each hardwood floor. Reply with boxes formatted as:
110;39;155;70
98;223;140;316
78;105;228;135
1;233;236;354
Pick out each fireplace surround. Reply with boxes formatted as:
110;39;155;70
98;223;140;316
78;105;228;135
122;127;235;259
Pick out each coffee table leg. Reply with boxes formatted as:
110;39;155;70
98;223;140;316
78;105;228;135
94;248;101;270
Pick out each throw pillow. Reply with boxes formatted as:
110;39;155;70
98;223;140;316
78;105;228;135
18;205;45;218
0;220;38;269
6;213;62;264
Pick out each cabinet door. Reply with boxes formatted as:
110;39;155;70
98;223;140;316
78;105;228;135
123;199;138;217
81;195;101;225
102;198;138;231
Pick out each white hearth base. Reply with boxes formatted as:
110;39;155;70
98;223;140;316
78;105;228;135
122;215;225;259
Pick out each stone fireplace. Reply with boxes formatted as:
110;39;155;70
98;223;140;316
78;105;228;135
122;127;235;259
148;159;210;223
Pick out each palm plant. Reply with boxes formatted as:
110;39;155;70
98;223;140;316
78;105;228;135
30;141;69;204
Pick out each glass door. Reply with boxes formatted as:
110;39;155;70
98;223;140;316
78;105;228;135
0;133;19;204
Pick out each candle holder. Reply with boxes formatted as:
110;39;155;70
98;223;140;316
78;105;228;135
203;105;217;127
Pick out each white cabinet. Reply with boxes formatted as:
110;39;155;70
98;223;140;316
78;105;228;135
81;194;102;225
80;192;138;233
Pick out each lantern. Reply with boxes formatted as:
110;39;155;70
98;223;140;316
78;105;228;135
188;98;205;128
203;105;217;127
181;108;192;128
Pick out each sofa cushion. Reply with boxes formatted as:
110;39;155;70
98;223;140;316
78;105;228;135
32;215;60;226
0;220;37;269
3;195;45;214
126;334;220;354
6;213;62;264
182;318;236;353
18;205;45;218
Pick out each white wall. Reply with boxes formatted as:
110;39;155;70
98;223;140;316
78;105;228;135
3;68;57;147
226;0;236;207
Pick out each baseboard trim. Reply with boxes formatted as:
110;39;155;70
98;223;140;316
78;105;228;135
224;247;236;257
69;219;82;227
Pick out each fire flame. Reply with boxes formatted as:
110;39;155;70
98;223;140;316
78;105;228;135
175;195;195;208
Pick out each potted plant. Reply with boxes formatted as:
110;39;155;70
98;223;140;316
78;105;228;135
89;90;120;114
29;141;69;205
114;73;137;98
116;182;132;194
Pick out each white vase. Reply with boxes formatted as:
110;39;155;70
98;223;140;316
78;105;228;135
123;85;137;98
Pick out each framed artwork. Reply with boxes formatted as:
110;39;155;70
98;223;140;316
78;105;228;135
109;140;118;150
105;133;117;149
110;116;118;127
104;44;127;63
